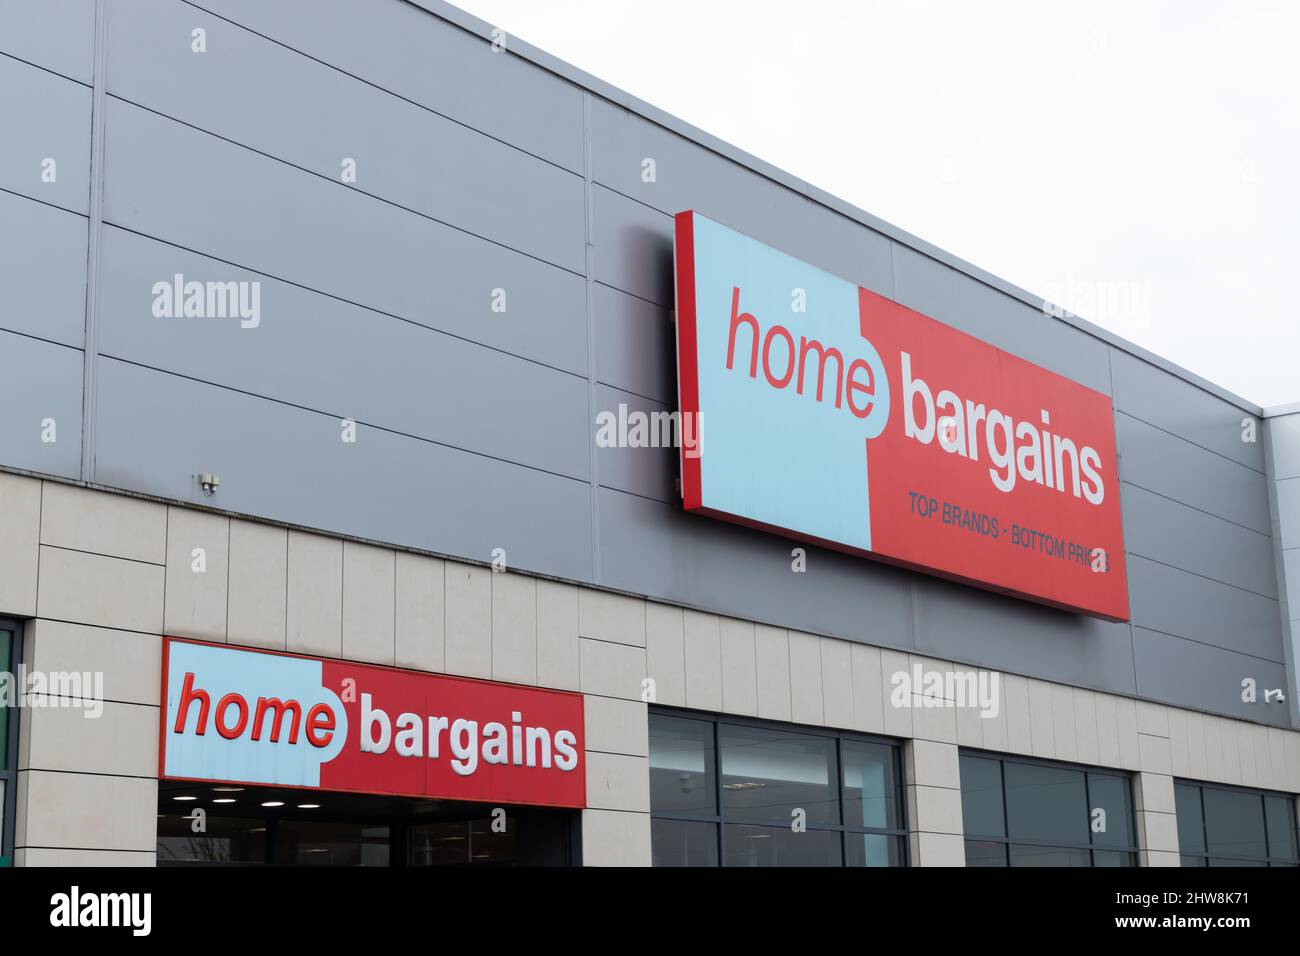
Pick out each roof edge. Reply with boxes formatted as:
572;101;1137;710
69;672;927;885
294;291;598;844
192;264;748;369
1264;401;1300;419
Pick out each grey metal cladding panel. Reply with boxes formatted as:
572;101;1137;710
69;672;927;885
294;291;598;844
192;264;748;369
1120;483;1276;598
593;283;674;404
944;272;1113;395
106;0;586;274
591;185;674;307
93;357;594;582
1277;477;1300;534
1117;412;1270;534
96;227;590;481
912;574;1137;695
1285;549;1300;608
100;97;587;376
588;100;893;296
1267;414;1300;480
1127;555;1283;663
0;191;86;347
890;242;958;328
187;0;583;173
1111;348;1264;471
0;330;82;478
597;486;915;648
0;54;91;215
0;0;95;84
593;384;676;503
1133;626;1291;727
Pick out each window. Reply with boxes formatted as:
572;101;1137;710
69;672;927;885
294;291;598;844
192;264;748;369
410;814;518;866
0;619;18;868
960;752;1138;866
1174;780;1299;867
649;709;907;867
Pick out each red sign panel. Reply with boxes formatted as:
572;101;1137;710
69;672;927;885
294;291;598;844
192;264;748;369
675;211;1129;621
160;638;586;809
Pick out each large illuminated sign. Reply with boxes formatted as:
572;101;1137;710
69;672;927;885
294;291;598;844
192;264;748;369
674;211;1128;620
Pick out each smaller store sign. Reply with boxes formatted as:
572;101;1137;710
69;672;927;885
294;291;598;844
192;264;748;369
159;639;586;809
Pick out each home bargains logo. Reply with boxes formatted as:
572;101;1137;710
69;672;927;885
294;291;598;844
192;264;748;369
160;639;586;808
674;211;1129;621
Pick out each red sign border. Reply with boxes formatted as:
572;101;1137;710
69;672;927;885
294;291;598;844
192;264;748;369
674;209;1131;623
158;636;588;810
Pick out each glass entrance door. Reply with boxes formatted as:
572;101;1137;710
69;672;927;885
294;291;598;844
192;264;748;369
157;781;576;866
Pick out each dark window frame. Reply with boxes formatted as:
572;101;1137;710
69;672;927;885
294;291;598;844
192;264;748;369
1174;778;1300;867
0;617;20;867
649;705;909;867
959;748;1140;866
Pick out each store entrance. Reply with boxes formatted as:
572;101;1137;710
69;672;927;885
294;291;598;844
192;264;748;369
157;780;577;866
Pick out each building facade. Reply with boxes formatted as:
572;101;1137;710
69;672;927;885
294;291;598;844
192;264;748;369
1;0;1298;867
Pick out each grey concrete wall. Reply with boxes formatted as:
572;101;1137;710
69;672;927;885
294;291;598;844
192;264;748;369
0;0;1291;727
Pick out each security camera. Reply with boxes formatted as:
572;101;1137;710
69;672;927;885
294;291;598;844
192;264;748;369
198;473;220;496
1264;688;1286;704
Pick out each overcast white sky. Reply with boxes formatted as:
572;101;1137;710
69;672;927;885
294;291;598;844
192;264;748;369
454;0;1299;408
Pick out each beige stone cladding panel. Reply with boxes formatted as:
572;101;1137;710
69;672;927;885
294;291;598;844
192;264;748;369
0;474;41;616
